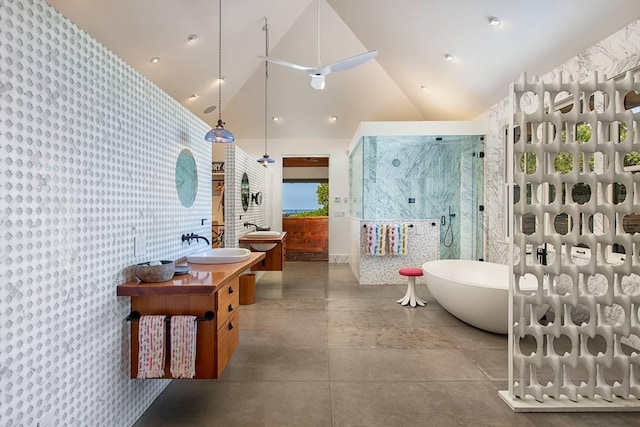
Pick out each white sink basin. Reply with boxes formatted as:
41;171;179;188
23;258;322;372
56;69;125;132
246;231;281;238
250;243;277;252
187;248;251;264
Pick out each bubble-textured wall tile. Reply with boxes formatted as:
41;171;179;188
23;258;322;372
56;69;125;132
503;71;640;411
0;0;211;425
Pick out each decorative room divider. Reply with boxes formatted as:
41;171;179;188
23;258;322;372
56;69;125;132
501;71;640;411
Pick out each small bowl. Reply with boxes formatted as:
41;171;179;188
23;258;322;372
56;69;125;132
135;260;175;283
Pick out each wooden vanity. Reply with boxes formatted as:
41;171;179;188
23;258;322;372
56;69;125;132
117;252;265;379
239;232;287;271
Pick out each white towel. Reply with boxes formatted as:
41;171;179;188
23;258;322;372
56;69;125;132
366;224;387;256
170;315;198;379
389;223;409;256
137;315;166;378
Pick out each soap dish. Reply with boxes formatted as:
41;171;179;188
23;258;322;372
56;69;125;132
174;265;191;275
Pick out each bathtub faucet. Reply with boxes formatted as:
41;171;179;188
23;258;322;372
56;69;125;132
536;246;547;265
182;233;210;245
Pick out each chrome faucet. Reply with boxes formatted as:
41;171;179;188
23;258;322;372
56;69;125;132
182;233;210;245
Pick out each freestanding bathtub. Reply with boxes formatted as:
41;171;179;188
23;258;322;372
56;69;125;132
421;260;546;334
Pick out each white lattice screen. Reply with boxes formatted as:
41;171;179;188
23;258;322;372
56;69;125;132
502;71;640;411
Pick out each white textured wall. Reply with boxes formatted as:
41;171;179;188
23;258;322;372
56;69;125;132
224;145;270;247
0;1;213;425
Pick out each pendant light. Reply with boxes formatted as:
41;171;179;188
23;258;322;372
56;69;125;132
205;0;235;143
258;18;276;165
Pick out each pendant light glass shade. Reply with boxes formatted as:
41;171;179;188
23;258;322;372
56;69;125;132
256;18;275;165
257;154;276;165
205;119;235;143
205;0;235;143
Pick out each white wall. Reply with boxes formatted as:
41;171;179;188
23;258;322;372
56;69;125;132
0;1;212;425
224;145;271;247
235;138;351;262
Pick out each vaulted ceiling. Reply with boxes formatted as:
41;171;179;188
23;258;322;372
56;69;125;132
48;0;640;140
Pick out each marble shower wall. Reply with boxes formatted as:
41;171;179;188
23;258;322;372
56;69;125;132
358;135;484;260
484;19;640;265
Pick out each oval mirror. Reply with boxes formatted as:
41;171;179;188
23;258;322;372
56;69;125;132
175;149;198;207
241;173;250;212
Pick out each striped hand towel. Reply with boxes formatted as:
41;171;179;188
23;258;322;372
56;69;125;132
366;224;387;256
170;315;198;379
137;315;166;378
389;223;409;256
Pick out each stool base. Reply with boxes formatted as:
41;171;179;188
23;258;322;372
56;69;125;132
397;277;425;307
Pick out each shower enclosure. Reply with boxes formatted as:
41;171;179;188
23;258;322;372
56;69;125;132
350;135;485;260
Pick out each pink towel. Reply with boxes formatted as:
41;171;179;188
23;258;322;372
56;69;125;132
170;316;198;379
137;315;166;378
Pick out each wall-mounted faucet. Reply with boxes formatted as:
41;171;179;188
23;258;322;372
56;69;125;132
243;222;270;232
182;233;210;245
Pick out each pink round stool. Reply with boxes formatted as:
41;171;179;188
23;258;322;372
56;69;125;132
397;267;425;307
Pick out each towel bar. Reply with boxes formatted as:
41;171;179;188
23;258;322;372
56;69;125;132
363;224;413;228
125;311;215;322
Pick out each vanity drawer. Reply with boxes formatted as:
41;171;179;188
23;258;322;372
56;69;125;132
217;279;240;326
216;310;239;375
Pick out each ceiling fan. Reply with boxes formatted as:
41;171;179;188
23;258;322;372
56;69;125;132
259;0;377;90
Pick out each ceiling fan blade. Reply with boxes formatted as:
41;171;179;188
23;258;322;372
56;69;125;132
326;50;378;73
258;55;313;72
310;74;325;90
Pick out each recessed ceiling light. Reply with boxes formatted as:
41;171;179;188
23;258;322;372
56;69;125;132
420;85;430;92
187;33;198;42
189;94;198;100
488;16;501;26
218;76;226;84
444;54;455;62
272;116;280;122
150;57;160;64
330;115;338;122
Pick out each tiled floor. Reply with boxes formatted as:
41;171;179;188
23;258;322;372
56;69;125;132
134;262;640;426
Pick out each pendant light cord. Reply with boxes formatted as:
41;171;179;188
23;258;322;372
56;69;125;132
218;0;223;123
264;18;269;155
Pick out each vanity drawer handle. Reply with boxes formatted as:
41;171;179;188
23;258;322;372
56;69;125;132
228;322;234;331
228;286;234;294
228;304;233;312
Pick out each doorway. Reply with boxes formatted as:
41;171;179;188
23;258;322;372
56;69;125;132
282;157;329;261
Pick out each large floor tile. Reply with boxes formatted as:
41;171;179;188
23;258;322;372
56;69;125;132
330;381;535;427
220;347;329;381
327;307;430;328
241;296;326;311
134;381;331;427
240;327;327;349
255;287;326;299
240;309;326;329
329;348;487;381
439;325;509;349
328;326;456;349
